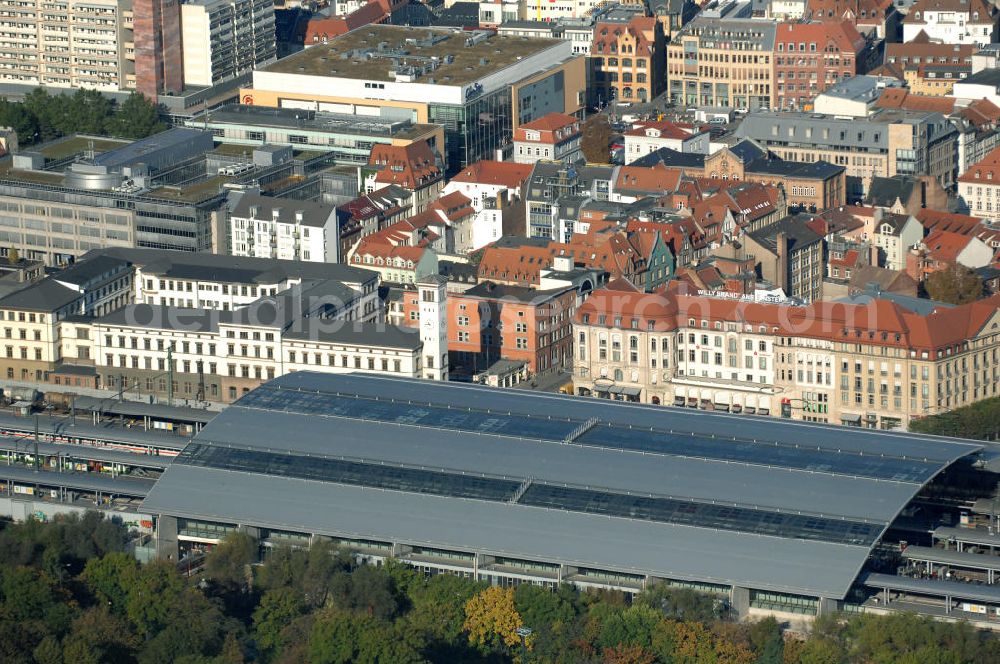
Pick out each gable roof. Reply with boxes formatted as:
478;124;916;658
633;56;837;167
368;140;442;189
903;0;994;23
875;88;956;114
922;229;974;263
867;175;917;207
450;160;533;189
958;144;1000;184
518;113;579;133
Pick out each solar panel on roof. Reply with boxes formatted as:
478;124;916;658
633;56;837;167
179;440;883;547
236;385;580;440
575;424;938;483
236;386;941;483
179;443;521;502
517;484;882;547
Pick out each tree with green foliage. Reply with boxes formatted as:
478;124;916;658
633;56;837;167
636;584;725;623
4;515;1000;664
205;530;257;592
61;606;140;664
748;616;783;664
112;92;167;139
924;263;983;305
81;550;139;612
0;98;39;142
910;395;1000;441
329;563;404;620
253;587;307;661
301;539;350;609
0;89;164;149
581;113;613;164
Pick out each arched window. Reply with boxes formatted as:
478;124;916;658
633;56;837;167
613;368;624;382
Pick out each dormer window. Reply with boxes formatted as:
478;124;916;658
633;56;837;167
914;11;920;18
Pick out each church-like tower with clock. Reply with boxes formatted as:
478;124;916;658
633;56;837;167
417;275;449;381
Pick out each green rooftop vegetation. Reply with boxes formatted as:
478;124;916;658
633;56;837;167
264;25;560;87
38;136;130;161
148;176;230;203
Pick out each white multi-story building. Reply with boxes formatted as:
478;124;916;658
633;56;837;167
0;0;133;91
902;0;997;45
512;113;583;165
85;296;426;403
180;0;276;88
623;121;710;159
863;212;925;271
228;194;339;264
441;160;533;252
0;247;450;402
93;246;382;319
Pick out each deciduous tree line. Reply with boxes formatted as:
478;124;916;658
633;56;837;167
0;89;164;147
1;517;999;663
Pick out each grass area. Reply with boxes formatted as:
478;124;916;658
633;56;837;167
38;136;129;160
1;167;65;185
261;175;305;192
148;176;230;202
211;143;258;158
211;144;328;160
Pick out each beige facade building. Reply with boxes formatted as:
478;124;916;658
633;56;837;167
573;287;1000;430
736;110;959;199
0;254;441;402
667;16;776;111
0;0;135;91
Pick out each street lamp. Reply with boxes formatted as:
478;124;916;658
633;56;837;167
515;626;533;660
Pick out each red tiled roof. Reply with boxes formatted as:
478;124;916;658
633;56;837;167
614;164;684;194
518;113;579;133
875;88;956;114
369;140;441;189
450;160;533;189
958;144;1000;184
774;20;865;52
885;41;975;62
578;286;1000;353
959;98;1000;128
922;229;973;263
917;209;983;235
807;0;893;23
305;1;387;42
625;121;693;140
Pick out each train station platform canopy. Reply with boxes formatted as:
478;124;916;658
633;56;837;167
142;372;983;600
71;397;217;425
864;572;1000;604
0;465;154;497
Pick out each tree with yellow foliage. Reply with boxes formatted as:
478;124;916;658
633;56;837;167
463;586;528;652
